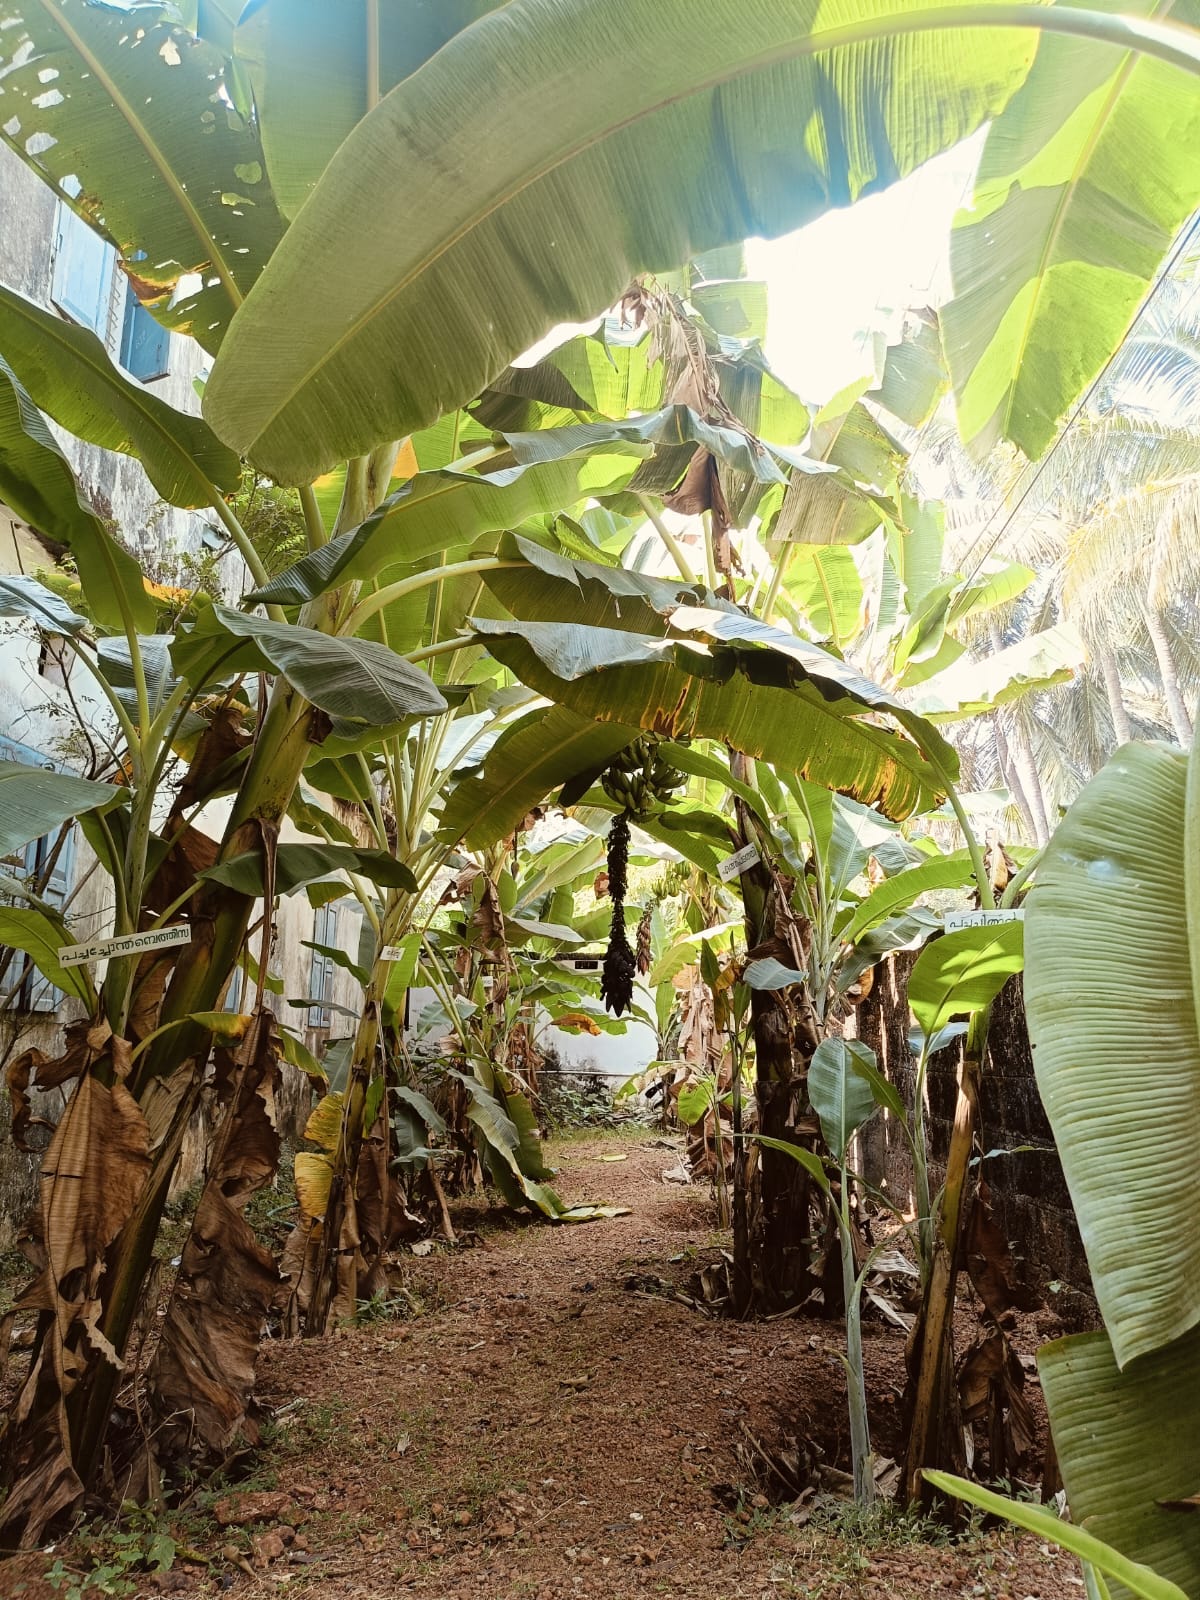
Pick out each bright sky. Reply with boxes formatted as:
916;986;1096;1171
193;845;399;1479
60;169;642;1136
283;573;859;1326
518;137;983;405
747;136;983;403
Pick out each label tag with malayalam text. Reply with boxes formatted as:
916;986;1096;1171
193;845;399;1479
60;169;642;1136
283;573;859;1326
718;843;760;882
59;924;192;969
943;909;1024;934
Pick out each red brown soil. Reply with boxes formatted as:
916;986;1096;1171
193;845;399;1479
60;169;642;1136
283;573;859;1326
2;1130;1083;1600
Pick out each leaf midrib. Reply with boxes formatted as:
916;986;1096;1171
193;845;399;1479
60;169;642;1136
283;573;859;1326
235;5;1044;451
35;0;243;316
1002;0;1178;440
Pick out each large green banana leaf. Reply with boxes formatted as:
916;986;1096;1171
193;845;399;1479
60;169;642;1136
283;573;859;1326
0;760;126;859
481;540;923;729
203;0;1039;480
439;706;639;849
0;575;89;637
0;356;154;631
0;0;286;349
808;1038;881;1163
839;850;975;947
907;920;1024;1038
908;622;1085;721
1039;1326;1200;1600
235;0;503;219
0;284;240;507
250;452;640;605
1025;741;1200;1368
473;616;945;819
0;907;95;1007
170;602;448;744
943;0;1200;459
201;841;418;896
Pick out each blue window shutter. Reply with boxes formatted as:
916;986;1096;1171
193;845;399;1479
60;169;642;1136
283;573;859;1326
308;903;337;1028
119;288;171;381
0;734;76;1013
51;206;116;337
27;826;74;1013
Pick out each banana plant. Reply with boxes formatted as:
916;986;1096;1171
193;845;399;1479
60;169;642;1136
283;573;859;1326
758;1035;909;1505
2;0;1200;1547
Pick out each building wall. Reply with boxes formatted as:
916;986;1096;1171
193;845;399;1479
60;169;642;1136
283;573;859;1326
0;140;221;576
0;137;287;1237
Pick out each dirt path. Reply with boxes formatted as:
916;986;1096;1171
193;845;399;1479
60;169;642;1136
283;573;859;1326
219;1129;1076;1600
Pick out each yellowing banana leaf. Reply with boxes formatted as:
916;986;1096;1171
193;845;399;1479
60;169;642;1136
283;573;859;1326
473;614;946;820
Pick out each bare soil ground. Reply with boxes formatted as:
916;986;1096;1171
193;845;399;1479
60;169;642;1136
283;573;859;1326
3;1129;1083;1600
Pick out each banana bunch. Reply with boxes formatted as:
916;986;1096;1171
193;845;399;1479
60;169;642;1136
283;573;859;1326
600;734;686;817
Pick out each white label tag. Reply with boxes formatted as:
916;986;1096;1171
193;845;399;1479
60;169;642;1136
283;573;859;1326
59;924;192;969
379;945;407;962
943;909;1024;933
718;843;760;882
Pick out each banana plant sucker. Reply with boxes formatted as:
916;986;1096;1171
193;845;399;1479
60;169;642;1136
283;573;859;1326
305;882;419;1334
901;776;1007;1505
70;450;405;1483
304;690;515;1331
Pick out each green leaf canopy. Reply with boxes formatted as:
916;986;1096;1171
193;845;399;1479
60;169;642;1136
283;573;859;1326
171;603;448;739
203;0;1037;480
0;357;154;632
249;452;640;606
0;284;241;506
944;0;1200;458
439;705;639;850
0;0;286;349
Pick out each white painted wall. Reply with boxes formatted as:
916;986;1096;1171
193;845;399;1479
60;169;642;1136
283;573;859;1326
405;971;660;1086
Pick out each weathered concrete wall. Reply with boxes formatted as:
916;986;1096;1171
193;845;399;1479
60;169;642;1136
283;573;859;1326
0;137;255;1231
0;140;226;581
853;953;1093;1307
